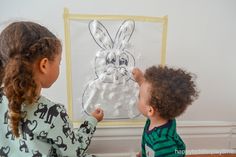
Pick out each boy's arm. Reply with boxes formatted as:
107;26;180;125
132;68;145;86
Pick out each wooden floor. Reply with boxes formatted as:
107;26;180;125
187;154;236;157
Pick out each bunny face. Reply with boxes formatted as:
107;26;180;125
89;20;135;84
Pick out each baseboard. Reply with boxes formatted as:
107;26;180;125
84;121;236;156
93;151;236;157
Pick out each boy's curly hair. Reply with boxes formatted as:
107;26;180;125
144;65;199;120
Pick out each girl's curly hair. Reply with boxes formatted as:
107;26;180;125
0;21;61;137
144;65;199;120
0;59;5;102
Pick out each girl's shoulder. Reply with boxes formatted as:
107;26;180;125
37;95;64;108
0;95;8;104
22;95;65;115
0;95;8;114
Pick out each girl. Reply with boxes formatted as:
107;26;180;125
0;21;104;157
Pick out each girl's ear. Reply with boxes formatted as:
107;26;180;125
39;58;49;74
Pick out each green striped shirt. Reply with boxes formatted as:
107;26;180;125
141;119;185;157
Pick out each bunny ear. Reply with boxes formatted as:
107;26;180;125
114;20;135;50
89;20;113;50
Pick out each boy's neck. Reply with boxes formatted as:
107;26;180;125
148;115;168;131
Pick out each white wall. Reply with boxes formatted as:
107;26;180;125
1;0;235;122
1;0;236;153
0;0;236;121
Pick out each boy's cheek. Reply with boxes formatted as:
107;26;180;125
137;102;142;113
137;102;146;116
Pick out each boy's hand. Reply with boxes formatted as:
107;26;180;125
132;68;145;86
91;108;104;122
136;152;141;157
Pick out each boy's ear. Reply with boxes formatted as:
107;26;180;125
39;58;49;74
147;105;156;117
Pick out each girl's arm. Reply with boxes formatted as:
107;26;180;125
46;106;103;157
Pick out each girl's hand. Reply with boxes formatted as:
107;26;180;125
132;68;145;86
91;108;104;122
